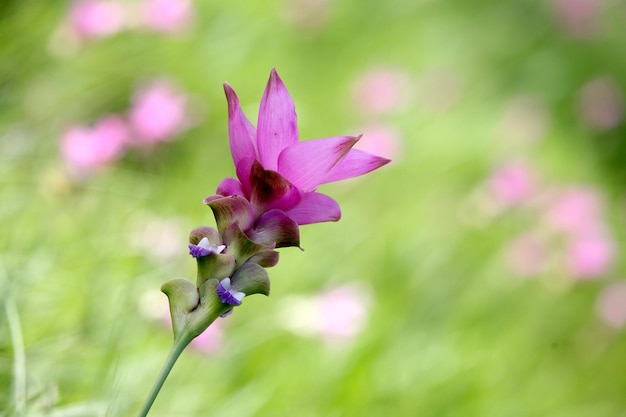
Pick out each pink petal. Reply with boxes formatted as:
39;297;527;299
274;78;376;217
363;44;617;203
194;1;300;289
216;177;244;197
256;69;298;170
248;209;300;248
322;148;391;184
235;157;255;196
277;136;359;192
224;83;258;169
249;160;302;214
285;192;341;225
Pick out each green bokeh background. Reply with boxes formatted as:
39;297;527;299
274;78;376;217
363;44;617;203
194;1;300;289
2;1;626;416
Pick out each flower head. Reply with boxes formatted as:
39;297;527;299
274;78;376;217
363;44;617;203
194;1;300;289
60;114;130;174
207;69;390;233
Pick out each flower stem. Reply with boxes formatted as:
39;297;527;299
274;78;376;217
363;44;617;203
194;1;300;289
136;335;191;417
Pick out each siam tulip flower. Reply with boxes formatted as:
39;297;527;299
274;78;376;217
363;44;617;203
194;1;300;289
204;68;390;249
145;70;389;417
60;114;130;174
552;0;602;39
140;0;194;33
542;186;604;236
69;0;126;40
129;80;189;145
488;161;536;209
578;76;624;132
279;283;372;344
352;68;412;115
564;232;614;279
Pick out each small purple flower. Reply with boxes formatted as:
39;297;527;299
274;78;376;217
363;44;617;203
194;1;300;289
210;69;390;226
188;237;226;259
216;278;245;306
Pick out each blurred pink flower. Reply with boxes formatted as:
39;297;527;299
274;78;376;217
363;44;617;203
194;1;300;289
596;282;626;328
542;187;603;235
488;161;535;208
129;81;188;145
60;114;130;173
279;283;372;344
578;76;624;131
352;68;411;115
188;320;224;354
504;233;548;277
355;124;402;161
552;0;602;38
69;0;126;40
140;0;194;33
565;232;614;279
316;284;371;341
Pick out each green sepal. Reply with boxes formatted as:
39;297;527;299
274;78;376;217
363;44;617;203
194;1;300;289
231;262;271;297
206;195;255;236
223;222;274;267
161;278;199;339
196;252;236;287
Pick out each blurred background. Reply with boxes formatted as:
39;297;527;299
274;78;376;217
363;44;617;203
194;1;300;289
1;0;626;416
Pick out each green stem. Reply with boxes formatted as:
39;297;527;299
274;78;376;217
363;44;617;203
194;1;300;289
136;335;191;417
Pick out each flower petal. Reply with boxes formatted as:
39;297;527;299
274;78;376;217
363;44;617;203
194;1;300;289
206;195;255;235
249;160;302;214
321;148;391;184
216;177;244;197
223;222;273;267
277;136;359;192
248;209;301;248
247;250;280;268
231;262;270;297
256;69;298;170
285;192;341;225
224;83;257;168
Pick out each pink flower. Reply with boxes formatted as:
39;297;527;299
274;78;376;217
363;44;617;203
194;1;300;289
488;161;535;208
204;69;389;246
578;76;624;131
565;232;614;279
129;81;188;145
60;114;130;174
542;187;604;236
189;320;224;354
315;284;371;342
69;0;125;40
356;124;402;161
596;282;626;328
552;0;602;38
140;0;194;33
279;284;372;344
352;68;411;115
